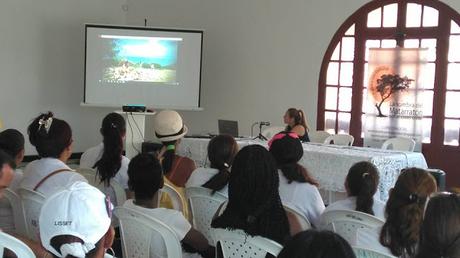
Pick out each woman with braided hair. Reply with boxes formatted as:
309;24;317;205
211;145;303;250
415;193;460;258
268;132;324;227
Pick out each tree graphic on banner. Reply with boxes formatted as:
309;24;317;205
374;74;414;117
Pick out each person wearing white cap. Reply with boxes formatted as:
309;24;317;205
153;110;196;188
39;181;115;258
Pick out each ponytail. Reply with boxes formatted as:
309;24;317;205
161;140;177;175
346;162;379;215
202;135;238;193
95;113;126;186
297;109;309;132
285;108;309;132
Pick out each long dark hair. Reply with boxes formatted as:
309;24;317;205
285;108;309;132
278;230;356;258
380;168;437;257
211;145;290;244
94;113;126;187
416;193;460;258
346;161;379;215
269;132;318;186
27;112;72;158
161;140;178;175
202;135;238;193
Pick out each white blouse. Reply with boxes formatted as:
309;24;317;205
80;143;130;190
20;158;87;197
278;170;325;227
185;167;228;196
324;196;386;220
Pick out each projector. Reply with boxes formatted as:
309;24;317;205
122;105;146;113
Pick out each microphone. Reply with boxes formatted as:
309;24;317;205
260;121;271;126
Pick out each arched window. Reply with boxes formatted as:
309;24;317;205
317;0;460;185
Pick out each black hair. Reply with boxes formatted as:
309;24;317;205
416;194;460;258
211;145;290;244
0;129;24;168
161;140;178;175
128;153;163;201
0;149;14;177
202;135;238;193
27;112;72;158
94;113;126;187
269;132;318;186
278;230;356;258
50;235;102;258
346;161;379;215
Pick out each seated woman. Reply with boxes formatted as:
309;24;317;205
268;132;325;227
39;182;115;258
124;153;214;258
20;112;86;197
283;108;310;142
186;134;238;196
153;110;196;188
0;129;25;232
80;112;132;203
0;149;49;258
212;145;306;249
324;161;385;220
278;230;356;258
415;193;460;258
353;168;437;257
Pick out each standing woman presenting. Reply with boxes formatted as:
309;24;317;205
284;108;310;142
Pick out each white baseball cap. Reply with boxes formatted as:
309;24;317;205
39;182;113;258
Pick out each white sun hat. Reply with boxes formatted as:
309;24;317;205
153;110;188;142
39;181;113;258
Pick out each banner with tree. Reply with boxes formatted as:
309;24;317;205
363;48;427;151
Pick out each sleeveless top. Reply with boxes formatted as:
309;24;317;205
287;125;310;142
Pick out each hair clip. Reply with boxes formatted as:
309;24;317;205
38;117;53;133
166;144;175;151
111;122;117;129
223;162;229;168
362;172;370;178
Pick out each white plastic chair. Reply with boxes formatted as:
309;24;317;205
114;206;183;258
381;137;415;152
261;126;285;140
17;188;45;242
3;189;27;236
324;134;355;146
319;210;384;243
283;205;311;230
159;183;185;213
213;228;283;258
353;246;397;258
309;130;331;144
0;231;35;258
185;187;227;243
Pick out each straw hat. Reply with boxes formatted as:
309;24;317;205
153;110;188;142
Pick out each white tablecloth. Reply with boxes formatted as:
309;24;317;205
177;138;428;201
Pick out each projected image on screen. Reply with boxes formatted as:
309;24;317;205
101;35;180;84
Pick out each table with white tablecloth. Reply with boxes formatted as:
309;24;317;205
177;138;428;202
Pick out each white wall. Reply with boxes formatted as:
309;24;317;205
0;0;127;155
126;0;460;140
